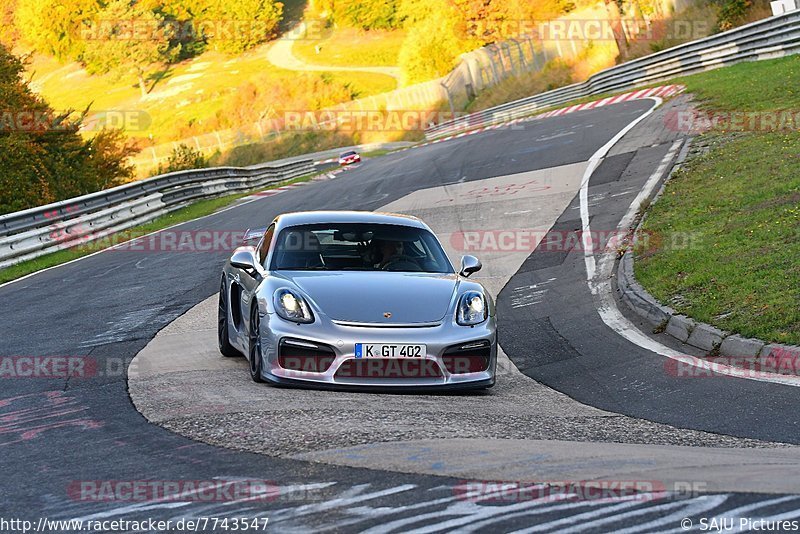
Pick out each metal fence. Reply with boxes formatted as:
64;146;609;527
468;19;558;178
0;159;313;268
426;8;800;138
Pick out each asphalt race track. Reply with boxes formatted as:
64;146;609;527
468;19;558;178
3;96;800;531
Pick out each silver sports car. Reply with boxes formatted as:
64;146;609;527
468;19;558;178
218;211;497;390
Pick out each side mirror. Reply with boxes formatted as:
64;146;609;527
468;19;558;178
459;255;482;277
230;246;262;275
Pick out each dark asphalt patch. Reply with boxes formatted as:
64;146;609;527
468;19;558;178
515;215;588;272
590;151;636;187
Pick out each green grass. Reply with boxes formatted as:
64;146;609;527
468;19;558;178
0;173;315;284
326;71;397;96
678;55;800;111
361;149;391;158
635;55;800;345
293;26;405;68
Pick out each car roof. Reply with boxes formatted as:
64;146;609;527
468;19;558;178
272;211;428;231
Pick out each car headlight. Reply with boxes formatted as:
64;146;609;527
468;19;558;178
456;291;487;326
273;288;314;324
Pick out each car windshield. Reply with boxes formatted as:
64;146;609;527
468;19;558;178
341;151;356;157
270;223;454;273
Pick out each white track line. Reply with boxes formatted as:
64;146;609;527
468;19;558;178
579;98;800;388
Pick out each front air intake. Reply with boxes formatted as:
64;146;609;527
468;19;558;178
442;340;491;374
278;338;336;373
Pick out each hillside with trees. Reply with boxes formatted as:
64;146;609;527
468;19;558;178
0;0;776;209
0;45;134;214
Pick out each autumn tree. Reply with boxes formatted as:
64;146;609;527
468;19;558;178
398;3;471;85
81;0;175;98
0;0;20;48
204;0;283;53
0;44;134;215
14;0;100;60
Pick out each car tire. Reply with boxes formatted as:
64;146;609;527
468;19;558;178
248;305;266;383
218;277;242;358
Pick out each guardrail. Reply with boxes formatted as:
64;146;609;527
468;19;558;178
426;9;800;138
0;159;313;269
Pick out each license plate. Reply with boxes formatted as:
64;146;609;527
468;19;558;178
355;343;426;359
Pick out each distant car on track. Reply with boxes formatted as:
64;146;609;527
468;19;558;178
218;211;497;390
338;150;361;166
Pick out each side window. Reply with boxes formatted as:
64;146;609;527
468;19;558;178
258;224;275;266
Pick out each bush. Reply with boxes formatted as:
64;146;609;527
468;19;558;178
156;144;207;175
716;0;752;31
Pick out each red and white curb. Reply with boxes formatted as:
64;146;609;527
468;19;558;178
538;84;684;118
402;84;685;152
315;157;338;165
240;169;343;201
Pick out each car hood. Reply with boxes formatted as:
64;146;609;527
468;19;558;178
281;272;459;325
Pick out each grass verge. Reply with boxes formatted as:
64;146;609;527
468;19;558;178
635;55;800;345
292;26;405;68
0;173;316;285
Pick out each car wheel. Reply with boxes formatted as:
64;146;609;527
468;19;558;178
218;277;242;358
248;305;266;383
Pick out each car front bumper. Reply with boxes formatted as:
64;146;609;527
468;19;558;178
257;312;497;390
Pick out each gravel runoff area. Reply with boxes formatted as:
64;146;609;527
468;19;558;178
158;385;791;457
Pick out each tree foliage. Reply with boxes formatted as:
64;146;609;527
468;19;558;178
715;0;753;31
15;0;99;60
0;0;20;48
208;73;358;131
202;0;283;53
398;11;468;85
0;45;134;215
81;0;176;98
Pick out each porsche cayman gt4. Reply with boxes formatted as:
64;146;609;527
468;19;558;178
219;211;497;390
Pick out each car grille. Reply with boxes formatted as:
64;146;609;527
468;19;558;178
442;340;492;374
278;339;335;373
334;359;444;379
